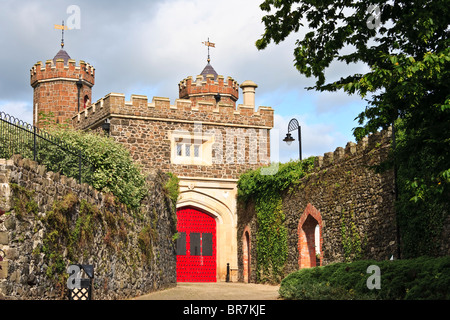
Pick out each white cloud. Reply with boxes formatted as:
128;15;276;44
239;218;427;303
0;101;33;124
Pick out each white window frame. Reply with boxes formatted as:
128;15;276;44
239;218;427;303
169;131;214;166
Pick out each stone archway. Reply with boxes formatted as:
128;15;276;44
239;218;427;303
298;203;323;269
176;206;217;282
242;226;251;283
176;183;237;282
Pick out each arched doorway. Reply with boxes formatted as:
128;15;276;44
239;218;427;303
176;206;217;282
298;203;323;268
83;95;89;109
242;226;251;283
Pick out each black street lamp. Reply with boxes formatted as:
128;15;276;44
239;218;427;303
102;118;111;135
283;118;302;160
76;76;83;113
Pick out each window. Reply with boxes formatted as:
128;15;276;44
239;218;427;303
202;233;213;256
169;131;214;166
176;232;213;256
190;233;201;256
176;232;187;255
194;144;200;158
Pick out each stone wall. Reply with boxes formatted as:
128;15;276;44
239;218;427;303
0;155;177;300
237;129;399;283
110;118;271;180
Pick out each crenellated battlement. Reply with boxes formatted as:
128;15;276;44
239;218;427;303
313;127;392;170
179;74;239;107
72;92;274;130
30;59;95;87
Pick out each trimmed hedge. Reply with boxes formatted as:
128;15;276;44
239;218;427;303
279;256;450;300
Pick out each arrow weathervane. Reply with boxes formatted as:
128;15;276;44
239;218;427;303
202;38;215;63
54;20;68;49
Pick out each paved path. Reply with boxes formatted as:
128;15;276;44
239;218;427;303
132;282;281;300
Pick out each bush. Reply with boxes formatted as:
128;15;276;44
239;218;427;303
0;120;148;209
42;127;148;209
279;256;450;300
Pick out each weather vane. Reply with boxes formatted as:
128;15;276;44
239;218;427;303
54;20;68;49
202;38;215;63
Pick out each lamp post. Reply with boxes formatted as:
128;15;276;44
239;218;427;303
283;118;302;160
102;118;111;135
76;76;83;113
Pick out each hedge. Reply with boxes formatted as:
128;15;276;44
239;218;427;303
279;256;450;300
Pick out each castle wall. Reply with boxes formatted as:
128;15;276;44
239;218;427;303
0;155;177;300
72;93;273;180
73;93;273;130
237;129;399;283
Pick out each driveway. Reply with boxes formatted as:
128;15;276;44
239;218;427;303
132;282;281;300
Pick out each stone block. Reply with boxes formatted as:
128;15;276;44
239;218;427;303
0;232;8;245
0;261;8;279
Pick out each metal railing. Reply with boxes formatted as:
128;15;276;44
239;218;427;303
0;111;90;184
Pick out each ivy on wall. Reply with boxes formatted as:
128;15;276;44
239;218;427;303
238;157;315;282
340;208;366;262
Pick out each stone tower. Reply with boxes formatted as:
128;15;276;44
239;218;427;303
30;48;95;127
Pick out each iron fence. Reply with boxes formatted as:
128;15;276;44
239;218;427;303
0;111;90;184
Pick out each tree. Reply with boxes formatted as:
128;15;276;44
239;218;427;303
256;0;450;257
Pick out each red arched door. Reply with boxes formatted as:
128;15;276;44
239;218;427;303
176;207;216;282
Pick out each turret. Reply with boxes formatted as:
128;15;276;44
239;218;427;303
30;49;95;127
179;62;239;108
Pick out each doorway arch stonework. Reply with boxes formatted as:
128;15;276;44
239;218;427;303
176;177;238;281
298;203;323;269
242;225;251;283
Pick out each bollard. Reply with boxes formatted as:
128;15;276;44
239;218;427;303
226;263;230;282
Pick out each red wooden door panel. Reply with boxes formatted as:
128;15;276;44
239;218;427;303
176;207;216;282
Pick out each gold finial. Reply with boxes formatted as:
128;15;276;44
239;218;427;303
54;20;68;49
202;38;215;63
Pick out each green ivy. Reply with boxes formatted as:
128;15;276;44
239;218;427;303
340;208;365;262
238;157;315;282
164;172;180;210
255;194;287;282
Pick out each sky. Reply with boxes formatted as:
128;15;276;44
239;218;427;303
0;0;371;163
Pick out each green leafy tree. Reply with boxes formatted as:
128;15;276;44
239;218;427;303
256;0;449;257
